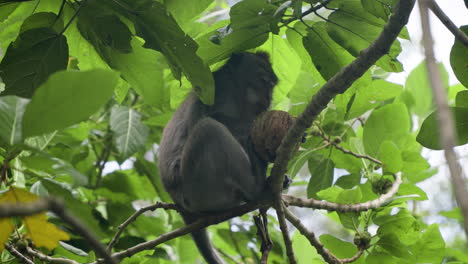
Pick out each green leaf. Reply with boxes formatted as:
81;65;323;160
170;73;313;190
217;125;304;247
379;141;402;174
439;208;462;221
19;12;63;34
77;3;132;54
377;234;412;258
303;22;355;80
450;25;468;87
327;3;402;72
196;0;276;64
110;106;149;158
0;20;68;98
363;103;410;157
409;224;445;263
320;234;361;260
0;96;28;145
292;231;326;263
22;70;118;138
397;184;428;201
416;107;468;149
366;250;398;264
117;0;214;105
307;156;335;199
404;61;448;117
0;1;36;55
361;0;394;20
164;0;214;26
455;90;468;108
346;79;403;119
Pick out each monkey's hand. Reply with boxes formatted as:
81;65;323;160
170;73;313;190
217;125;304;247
266;174;292;191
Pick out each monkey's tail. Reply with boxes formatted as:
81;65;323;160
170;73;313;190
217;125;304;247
182;214;226;264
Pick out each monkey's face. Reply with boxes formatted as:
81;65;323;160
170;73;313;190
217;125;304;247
231;52;278;114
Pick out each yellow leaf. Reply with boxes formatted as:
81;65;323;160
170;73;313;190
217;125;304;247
0;218;14;252
24;213;70;250
0;187;39;203
0;188;70;250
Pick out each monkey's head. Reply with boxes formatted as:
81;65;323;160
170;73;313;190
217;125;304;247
213;52;278;118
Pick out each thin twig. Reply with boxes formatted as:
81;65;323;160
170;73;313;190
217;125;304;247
281;0;334;26
107;202;180;250
284;208;341;264
275;201;296;264
427;0;468;46
283;173;402;211
5;245;34;264
419;0;468;239
340;247;365;263
317;131;382;165
26;247;80;264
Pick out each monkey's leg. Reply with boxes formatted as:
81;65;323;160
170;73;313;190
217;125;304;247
180;117;259;212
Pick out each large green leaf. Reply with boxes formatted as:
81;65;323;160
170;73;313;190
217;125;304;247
404;61;448;118
0;13;68;98
327;2;402;72
363;103;410;157
320;234;362;261
110;106;149;158
450;25;468;88
303;22;355;81
416;107;468;149
114;0;214;105
409;225;445;263
164;0;213;26
77;3;132;54
78;5;168;109
22;70;118;138
196;0;276;64
307;155;335;199
0;1;36;56
0;95;28;145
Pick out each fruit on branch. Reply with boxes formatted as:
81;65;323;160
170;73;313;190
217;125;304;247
250;110;299;162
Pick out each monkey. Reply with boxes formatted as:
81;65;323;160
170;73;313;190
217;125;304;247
158;52;278;264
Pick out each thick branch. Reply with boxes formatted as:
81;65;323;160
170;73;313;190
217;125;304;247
427;0;468;46
270;0;416;195
419;0;468;238
283;174;402;211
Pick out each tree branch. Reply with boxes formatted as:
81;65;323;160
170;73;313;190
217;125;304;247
283;173;402;211
284;208;341;264
26;247;80;264
5;245;34;264
427;0;468;46
419;0;468;239
270;0;415;195
107;202;180;250
275;201;296;263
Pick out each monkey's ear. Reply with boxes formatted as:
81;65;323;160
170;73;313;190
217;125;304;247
229;52;245;66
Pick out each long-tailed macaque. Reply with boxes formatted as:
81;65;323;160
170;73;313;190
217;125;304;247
158;52;277;264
